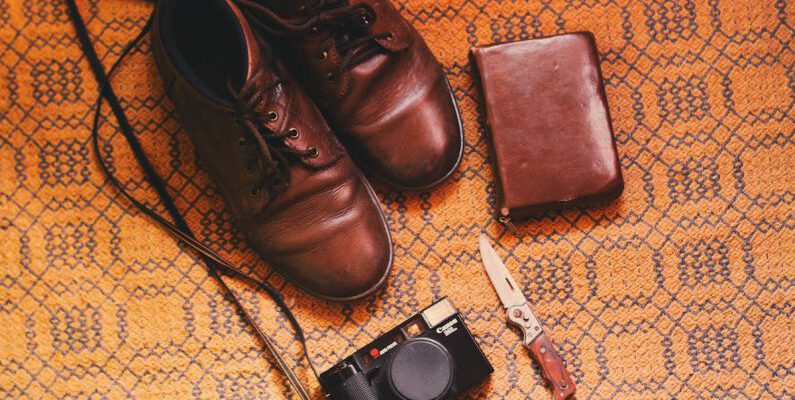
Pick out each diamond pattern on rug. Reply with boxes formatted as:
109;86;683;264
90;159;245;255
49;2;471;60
0;0;793;399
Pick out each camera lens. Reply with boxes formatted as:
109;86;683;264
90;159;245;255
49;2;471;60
386;338;453;400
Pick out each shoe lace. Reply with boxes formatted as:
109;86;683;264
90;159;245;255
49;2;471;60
236;0;392;81
229;69;318;199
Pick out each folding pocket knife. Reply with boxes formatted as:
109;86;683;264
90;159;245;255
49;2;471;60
478;235;576;400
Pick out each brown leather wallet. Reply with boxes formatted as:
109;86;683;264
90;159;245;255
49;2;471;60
471;32;623;222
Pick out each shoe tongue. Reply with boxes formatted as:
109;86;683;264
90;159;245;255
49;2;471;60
257;0;353;20
226;0;278;93
257;0;309;19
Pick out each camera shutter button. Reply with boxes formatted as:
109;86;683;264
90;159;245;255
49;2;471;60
386;338;454;400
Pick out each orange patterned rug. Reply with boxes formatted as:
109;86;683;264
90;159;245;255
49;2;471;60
1;0;793;398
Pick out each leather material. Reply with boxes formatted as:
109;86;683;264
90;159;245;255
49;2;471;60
255;0;464;191
471;32;624;219
152;0;392;301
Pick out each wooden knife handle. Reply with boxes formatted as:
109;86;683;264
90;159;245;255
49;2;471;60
526;333;576;400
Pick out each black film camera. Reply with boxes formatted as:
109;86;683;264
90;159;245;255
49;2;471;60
320;298;493;400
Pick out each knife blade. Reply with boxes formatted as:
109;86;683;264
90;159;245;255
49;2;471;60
478;234;576;400
478;235;527;309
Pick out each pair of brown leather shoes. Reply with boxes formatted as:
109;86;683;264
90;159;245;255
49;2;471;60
152;0;463;301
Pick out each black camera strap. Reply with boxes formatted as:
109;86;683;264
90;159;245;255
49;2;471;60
65;1;318;398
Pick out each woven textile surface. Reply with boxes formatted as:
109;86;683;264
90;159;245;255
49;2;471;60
1;0;793;398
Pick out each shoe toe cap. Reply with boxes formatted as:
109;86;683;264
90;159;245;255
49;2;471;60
246;172;392;302
359;75;463;191
388;118;462;190
303;224;392;300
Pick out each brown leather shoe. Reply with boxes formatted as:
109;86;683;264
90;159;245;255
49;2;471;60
237;0;464;191
152;0;392;301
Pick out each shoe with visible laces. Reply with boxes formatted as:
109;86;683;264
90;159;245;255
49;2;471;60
152;0;392;301
236;0;464;191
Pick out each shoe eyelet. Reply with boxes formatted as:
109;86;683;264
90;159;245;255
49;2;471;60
318;51;328;61
287;127;300;139
267;111;279;121
386;32;395;41
238;138;247;148
306;147;319;158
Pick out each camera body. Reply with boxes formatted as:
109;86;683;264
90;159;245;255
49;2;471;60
320;298;493;400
